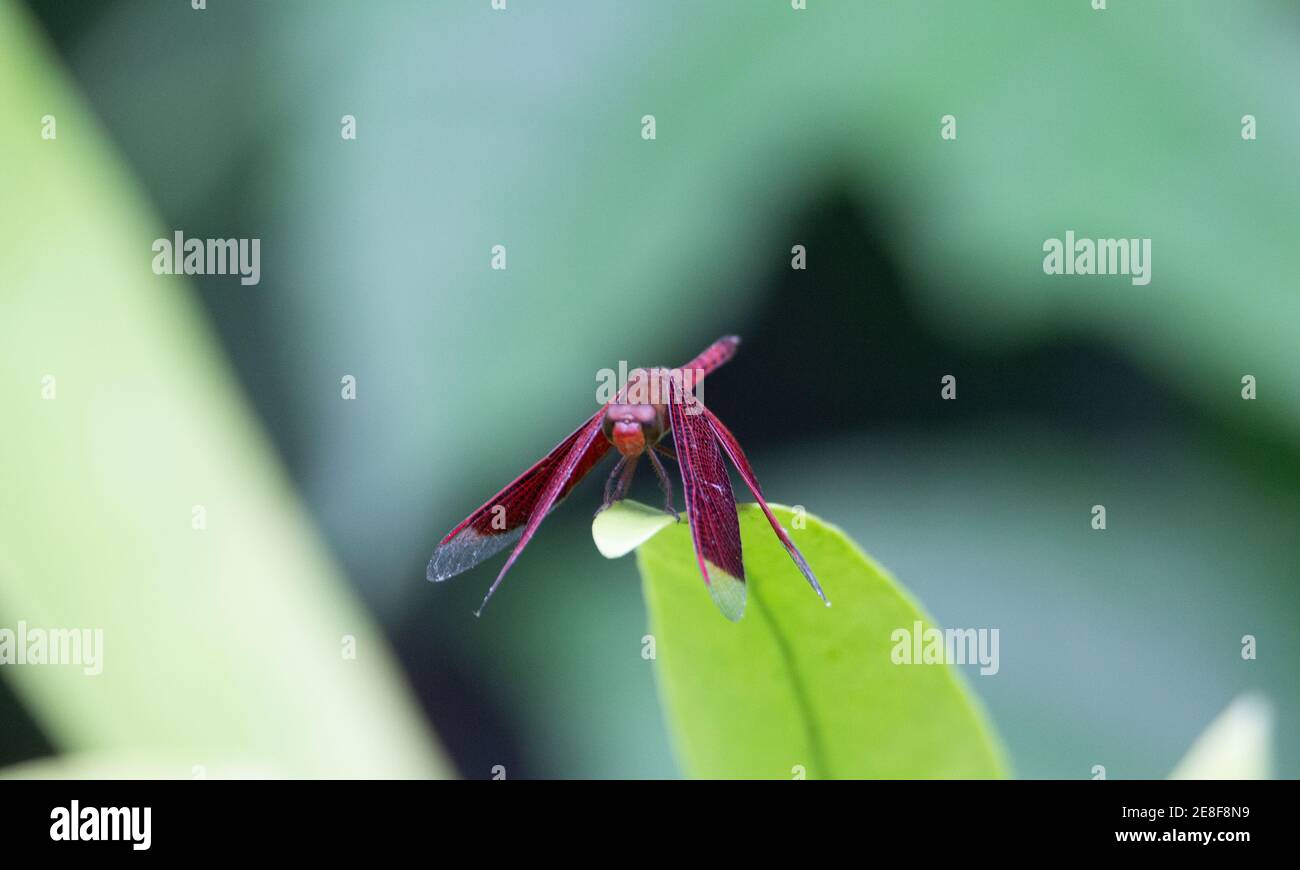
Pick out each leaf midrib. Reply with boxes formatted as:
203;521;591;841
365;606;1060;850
749;577;832;779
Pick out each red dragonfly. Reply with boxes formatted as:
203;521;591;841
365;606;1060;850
427;336;828;620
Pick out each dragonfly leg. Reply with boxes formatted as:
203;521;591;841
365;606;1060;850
647;447;680;522
611;453;640;503
599;455;628;512
654;443;677;462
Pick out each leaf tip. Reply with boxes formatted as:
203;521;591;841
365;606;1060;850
592;499;675;559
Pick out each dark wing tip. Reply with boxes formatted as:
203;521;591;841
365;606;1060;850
772;527;830;605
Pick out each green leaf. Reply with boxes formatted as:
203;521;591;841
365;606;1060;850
628;502;1008;779
1170;693;1273;780
0;2;447;778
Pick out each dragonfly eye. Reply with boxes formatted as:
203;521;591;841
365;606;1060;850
602;404;666;454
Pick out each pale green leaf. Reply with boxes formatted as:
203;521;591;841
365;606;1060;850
1;753;281;781
1170;693;1273;780
592;500;677;559
0;2;446;778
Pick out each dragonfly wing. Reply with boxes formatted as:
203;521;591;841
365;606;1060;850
474;412;608;614
703;407;829;605
668;382;746;621
428;408;611;584
428;522;525;585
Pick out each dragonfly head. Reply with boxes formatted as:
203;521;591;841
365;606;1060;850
602;402;666;458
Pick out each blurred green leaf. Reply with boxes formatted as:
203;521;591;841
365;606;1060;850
631;502;1007;778
1;752;279;781
1170;693;1273;780
0;0;446;778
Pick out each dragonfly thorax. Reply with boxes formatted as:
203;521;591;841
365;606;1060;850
602;402;666;458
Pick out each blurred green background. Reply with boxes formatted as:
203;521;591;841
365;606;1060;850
2;0;1297;778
